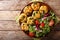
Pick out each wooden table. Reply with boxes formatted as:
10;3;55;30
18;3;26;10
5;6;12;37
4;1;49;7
0;0;60;40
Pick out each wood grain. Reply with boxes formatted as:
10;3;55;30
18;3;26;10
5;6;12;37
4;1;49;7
0;0;30;11
44;0;60;10
0;11;20;20
0;20;21;30
0;31;32;40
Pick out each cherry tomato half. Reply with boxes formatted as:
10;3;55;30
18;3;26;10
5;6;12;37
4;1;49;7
29;32;35;37
35;20;40;24
49;19;54;26
40;22;45;27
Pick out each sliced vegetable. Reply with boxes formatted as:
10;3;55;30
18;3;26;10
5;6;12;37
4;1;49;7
29;25;35;32
36;25;39;30
40;22;45;27
35;28;38;30
36;31;43;37
35;31;40;37
42;24;50;34
35;20;40;25
29;32;35;37
44;13;50;17
42;17;47;20
49;19;54;26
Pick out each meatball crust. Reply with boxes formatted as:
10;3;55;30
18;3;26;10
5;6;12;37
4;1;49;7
32;11;40;19
27;17;34;25
19;13;27;23
23;6;33;15
31;3;40;11
39;5;48;13
21;23;29;31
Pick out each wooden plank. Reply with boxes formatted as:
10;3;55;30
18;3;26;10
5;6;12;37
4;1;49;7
0;20;21;30
44;0;60;10
0;11;20;20
0;31;32;40
55;10;60;18
0;0;30;11
44;0;60;3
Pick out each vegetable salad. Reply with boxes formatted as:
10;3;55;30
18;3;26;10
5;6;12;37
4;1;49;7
19;2;57;38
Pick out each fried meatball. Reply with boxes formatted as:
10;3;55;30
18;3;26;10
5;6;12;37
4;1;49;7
39;5;48;13
32;11;40;19
19;13;27;23
31;3;40;11
23;6;33;15
21;23;29;31
27;17;34;25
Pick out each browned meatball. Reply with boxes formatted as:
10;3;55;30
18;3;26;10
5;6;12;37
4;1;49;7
23;6;33;15
19;14;27;23
32;11;40;19
21;23;29;31
31;3;40;11
27;17;34;25
39;5;48;13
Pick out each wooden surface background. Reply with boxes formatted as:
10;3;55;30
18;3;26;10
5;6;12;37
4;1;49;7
0;0;60;40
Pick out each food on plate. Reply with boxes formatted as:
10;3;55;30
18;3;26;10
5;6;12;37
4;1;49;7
21;23;29;31
31;2;40;11
18;2;57;38
23;6;33;15
39;5;48;13
32;11;40;19
27;17;34;25
49;19;54;26
40;22;45;28
29;32;35;37
19;14;27;23
35;20;40;25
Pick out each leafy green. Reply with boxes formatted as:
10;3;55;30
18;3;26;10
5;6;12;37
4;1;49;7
49;10;58;25
33;38;41;40
35;10;57;37
49;10;56;19
42;24;50;34
29;25;35;32
35;31;43;37
43;19;48;23
39;19;43;23
40;13;44;18
35;31;40;37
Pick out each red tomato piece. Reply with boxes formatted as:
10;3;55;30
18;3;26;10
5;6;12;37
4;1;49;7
40;22;45;27
29;32;34;37
35;20;39;24
49;19;54;26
